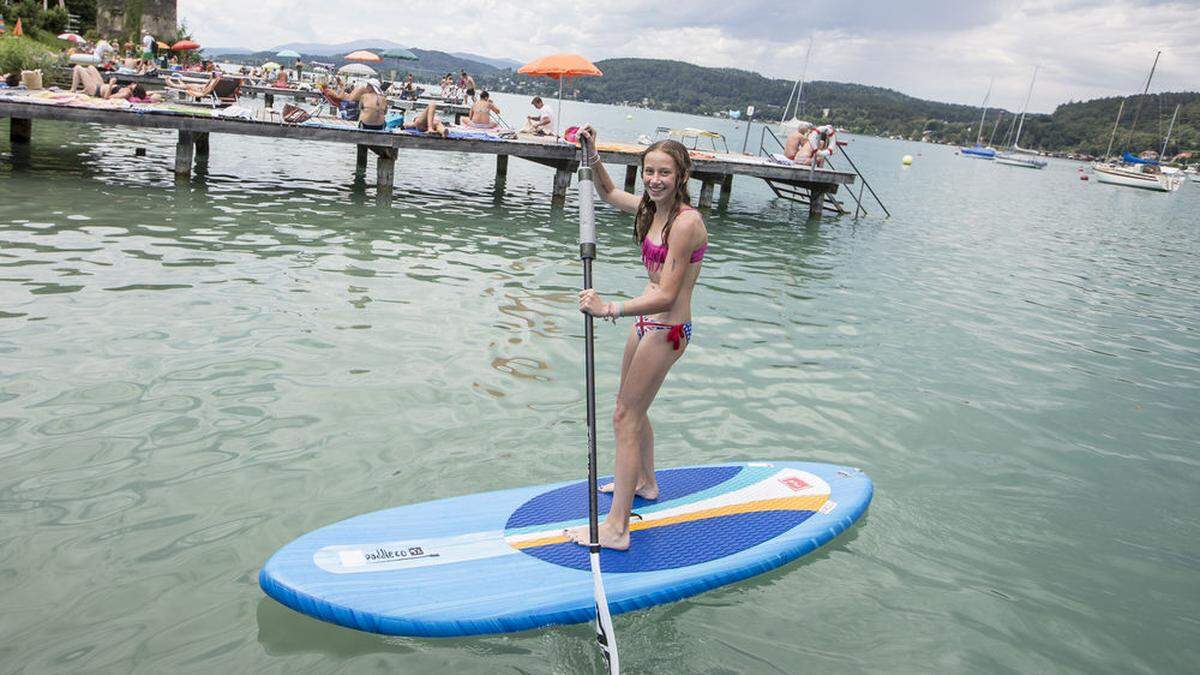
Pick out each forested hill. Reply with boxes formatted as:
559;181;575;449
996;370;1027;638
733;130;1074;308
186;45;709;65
481;58;1199;156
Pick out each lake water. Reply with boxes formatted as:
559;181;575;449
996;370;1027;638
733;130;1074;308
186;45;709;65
1;92;1198;673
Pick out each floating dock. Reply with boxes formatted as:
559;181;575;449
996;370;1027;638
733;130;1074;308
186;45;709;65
1;95;854;217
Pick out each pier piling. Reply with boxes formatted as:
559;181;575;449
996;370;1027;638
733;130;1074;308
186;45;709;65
193;132;210;158
373;147;397;193
624;165;637;192
355;145;368;174
174;130;194;175
495;155;509;183
808;187;828;219
718;174;733;211
10;118;31;144
698;180;716;209
552;163;576;200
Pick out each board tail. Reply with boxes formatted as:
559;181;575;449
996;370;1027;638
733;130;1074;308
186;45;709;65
590;551;619;673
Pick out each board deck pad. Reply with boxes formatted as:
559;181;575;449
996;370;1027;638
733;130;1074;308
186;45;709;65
260;461;872;637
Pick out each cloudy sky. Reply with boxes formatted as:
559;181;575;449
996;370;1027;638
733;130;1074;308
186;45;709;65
181;0;1199;113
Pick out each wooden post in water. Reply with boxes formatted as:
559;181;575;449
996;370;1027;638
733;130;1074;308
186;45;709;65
552;162;576;201
174;130;194;175
495;154;509;183
624;165;637;192
264;93;274;108
373;147;397;194
10;118;32;144
356;145;368;174
808;186;827;219
193;132;210;158
698;180;716;209
718;174;733;211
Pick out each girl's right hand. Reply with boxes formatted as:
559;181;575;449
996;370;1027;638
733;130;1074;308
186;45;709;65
579;124;597;145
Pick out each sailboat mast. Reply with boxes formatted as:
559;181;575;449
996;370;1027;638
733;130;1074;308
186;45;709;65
1104;99;1125;160
988;112;1005;145
1012;66;1039;149
1160;103;1180;158
781;36;814;125
975;77;994;146
1123;50;1161;150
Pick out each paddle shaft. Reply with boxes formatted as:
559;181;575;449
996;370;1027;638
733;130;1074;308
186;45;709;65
578;138;600;553
577;135;619;674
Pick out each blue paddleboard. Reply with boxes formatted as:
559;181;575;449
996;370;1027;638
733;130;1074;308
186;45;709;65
259;461;872;637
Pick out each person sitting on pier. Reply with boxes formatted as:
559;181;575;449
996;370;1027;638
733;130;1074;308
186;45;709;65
808;125;837;167
464;91;500;129
784;120;814;163
522;96;554;136
403;103;448;137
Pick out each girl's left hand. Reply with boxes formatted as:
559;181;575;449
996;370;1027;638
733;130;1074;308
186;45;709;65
579;289;607;316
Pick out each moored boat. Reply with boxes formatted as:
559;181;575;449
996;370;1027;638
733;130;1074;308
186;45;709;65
996;153;1047;169
1092;160;1182;192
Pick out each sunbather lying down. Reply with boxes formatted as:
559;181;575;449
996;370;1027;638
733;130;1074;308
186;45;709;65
165;75;222;98
403;103;448;137
69;65;161;101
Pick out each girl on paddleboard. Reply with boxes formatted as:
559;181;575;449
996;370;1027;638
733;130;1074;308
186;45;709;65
566;126;709;551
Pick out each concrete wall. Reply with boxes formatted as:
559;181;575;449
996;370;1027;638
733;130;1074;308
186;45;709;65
96;1;178;39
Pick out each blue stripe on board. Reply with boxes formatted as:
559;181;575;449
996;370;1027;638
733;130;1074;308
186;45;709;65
519;508;816;573
502;465;782;536
504;465;742;530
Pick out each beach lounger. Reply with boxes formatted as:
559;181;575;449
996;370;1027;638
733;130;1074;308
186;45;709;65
167;76;242;108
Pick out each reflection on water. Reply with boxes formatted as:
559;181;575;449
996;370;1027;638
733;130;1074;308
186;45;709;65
1;106;1199;673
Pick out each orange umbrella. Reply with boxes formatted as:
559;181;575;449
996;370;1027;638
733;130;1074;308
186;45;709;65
517;53;603;79
171;39;200;51
344;50;382;63
517;53;602;137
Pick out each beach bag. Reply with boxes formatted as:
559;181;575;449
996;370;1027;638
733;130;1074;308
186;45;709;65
21;70;43;90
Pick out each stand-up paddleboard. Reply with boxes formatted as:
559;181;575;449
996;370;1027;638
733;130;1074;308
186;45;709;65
259;461;872;637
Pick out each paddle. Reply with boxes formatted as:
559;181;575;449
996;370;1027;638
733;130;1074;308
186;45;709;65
577;134;620;674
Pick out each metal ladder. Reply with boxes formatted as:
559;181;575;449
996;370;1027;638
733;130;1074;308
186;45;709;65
757;126;890;218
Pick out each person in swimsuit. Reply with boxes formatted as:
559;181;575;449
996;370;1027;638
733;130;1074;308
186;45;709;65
565;125;709;551
403;103;448;136
784;120;814;162
465;91;500;128
342;80;388;130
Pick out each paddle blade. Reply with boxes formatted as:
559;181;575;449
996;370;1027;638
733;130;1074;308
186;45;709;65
590;551;620;673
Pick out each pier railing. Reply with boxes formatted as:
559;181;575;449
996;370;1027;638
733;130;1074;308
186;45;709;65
757;126;890;218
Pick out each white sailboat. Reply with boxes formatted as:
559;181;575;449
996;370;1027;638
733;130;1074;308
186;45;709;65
996;66;1047;169
1092;51;1183;192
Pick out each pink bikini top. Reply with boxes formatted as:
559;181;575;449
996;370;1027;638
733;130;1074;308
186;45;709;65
640;207;707;272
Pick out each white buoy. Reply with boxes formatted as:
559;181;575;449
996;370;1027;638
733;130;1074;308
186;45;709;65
625;114;633;120
902;155;914;166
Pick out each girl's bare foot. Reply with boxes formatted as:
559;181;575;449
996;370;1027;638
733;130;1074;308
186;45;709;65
563;520;631;551
597;481;659;500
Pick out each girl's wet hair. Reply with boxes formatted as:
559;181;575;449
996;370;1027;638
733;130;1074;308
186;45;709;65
634;140;692;247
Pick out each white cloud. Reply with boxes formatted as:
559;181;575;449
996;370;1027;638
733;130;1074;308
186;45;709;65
180;0;1200;112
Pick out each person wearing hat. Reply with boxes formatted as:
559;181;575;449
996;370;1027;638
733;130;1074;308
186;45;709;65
338;79;389;130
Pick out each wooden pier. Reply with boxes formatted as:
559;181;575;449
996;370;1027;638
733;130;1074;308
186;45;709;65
1;97;853;217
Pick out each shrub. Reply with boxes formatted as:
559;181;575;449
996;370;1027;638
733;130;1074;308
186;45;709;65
43;7;69;35
0;36;58;75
